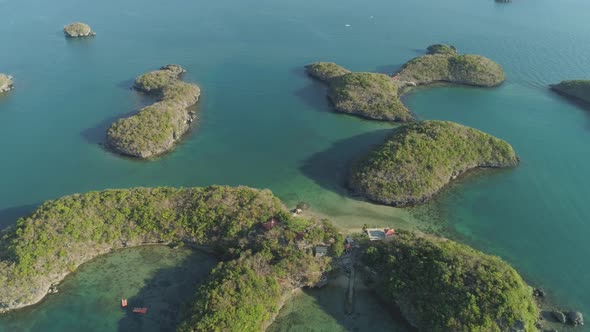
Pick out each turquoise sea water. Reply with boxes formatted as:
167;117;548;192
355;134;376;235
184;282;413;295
0;246;217;332
1;0;590;330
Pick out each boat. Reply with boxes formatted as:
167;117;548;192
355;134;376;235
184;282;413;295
121;299;128;307
132;307;148;314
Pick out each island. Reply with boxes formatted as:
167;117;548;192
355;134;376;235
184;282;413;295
0;186;342;331
0;185;550;331
361;230;538;331
550;80;590;104
305;44;505;122
63;22;95;38
328;72;413;121
395;44;505;88
349;120;518;206
106;64;201;158
0;73;14;93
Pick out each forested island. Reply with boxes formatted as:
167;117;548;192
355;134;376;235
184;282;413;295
106;65;200;158
0;74;14;93
361;230;538;331
0;186;583;332
305;44;505;121
0;185;553;331
551;80;590;104
0;186;342;330
349;121;518;206
63;22;95;38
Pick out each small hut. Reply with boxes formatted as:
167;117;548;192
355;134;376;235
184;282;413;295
385;228;395;237
314;246;328;257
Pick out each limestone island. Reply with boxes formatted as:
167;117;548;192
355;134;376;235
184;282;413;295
305;44;505;122
550;80;590;104
63;22;95;38
0;186;342;330
361;230;538;331
0;185;547;331
350;120;518;207
0;73;14;93
106;64;200;158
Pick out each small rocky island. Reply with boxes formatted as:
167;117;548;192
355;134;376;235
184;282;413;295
305;44;505;122
0;73;14;93
106;64;200;158
349;120;518;206
550;80;590;104
63;22;95;38
361;230;538;331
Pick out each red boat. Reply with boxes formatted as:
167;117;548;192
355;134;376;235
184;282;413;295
132;307;148;314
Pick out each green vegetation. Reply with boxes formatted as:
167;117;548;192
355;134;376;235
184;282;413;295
362;230;538;332
106;65;200;158
305;45;503;122
0;73;13;93
305;62;351;83
328;72;413;121
350;120;518;206
396;45;505;87
551;80;590;104
0;186;342;331
426;44;458;55
63;22;95;38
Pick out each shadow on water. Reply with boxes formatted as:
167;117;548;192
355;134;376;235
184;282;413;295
299;129;393;197
549;89;590;131
0;203;39;230
292;67;333;114
117;79;136;91
80;110;139;145
81;82;155;145
117;249;217;332
374;64;404;75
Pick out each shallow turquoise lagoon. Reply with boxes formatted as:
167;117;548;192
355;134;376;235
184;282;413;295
0;246;216;332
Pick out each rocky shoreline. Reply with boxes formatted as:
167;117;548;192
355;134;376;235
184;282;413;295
106;64;200;158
